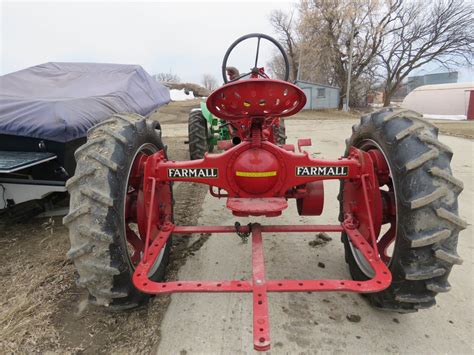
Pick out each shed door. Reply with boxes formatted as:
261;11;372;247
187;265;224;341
302;87;312;109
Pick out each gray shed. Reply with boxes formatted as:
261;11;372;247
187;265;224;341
294;80;340;110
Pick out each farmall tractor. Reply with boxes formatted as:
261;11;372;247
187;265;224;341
64;34;465;351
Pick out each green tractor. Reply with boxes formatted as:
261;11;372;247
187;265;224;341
188;100;231;160
188;99;286;160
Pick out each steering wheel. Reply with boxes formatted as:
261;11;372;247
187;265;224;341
221;33;290;84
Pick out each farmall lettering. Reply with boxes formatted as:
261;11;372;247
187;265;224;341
168;168;218;178
296;166;348;177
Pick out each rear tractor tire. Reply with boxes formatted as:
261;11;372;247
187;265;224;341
63;113;172;309
188;109;212;160
340;108;466;313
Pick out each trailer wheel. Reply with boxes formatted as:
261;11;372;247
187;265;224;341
188;109;211;160
274;118;286;145
340;108;466;313
64;113;172;309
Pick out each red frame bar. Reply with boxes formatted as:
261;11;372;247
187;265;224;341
132;221;391;350
251;224;271;351
173;224;344;234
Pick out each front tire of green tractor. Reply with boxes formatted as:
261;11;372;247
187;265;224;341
340;108;466;313
274;118;286;145
63;113;171;310
189;109;211;160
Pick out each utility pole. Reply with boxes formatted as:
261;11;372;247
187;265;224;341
343;21;355;112
297;45;303;81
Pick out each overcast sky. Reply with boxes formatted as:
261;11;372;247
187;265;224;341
2;1;471;84
1;1;295;83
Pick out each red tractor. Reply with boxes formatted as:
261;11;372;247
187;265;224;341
64;34;465;351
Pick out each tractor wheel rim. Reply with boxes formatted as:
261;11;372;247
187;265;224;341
124;143;165;277
349;139;398;278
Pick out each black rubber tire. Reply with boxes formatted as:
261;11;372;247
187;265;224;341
188;110;210;160
274;119;286;145
63;113;171;309
340;108;466;313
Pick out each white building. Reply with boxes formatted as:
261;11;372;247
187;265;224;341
402;82;474;120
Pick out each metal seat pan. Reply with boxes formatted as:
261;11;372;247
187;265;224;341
206;78;306;121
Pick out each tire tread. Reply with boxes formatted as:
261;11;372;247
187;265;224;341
341;108;464;312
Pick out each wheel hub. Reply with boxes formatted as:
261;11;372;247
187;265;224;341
344;143;398;276
124;145;170;274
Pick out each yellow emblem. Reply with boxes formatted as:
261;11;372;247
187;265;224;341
236;171;277;177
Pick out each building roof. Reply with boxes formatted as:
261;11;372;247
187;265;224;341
412;82;474;91
294;80;340;90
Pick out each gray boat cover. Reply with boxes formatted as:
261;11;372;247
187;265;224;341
0;62;170;142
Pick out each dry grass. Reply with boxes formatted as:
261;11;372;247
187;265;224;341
150;98;474;142
0;219;75;353
150;101;360;125
430;120;474;139
149;99;201;124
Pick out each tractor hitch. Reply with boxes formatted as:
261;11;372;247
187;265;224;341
234;221;252;243
132;220;391;351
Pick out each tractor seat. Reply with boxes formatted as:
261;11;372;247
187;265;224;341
206;78;307;121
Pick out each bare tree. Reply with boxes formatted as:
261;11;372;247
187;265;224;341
153;72;180;83
297;0;402;107
201;74;218;90
269;9;299;81
379;0;474;106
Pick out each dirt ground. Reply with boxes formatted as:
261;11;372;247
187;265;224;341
0;102;472;354
150;99;361;125
152;100;474;139
149;99;202;124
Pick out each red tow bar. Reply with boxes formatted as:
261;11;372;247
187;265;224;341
133;221;391;351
